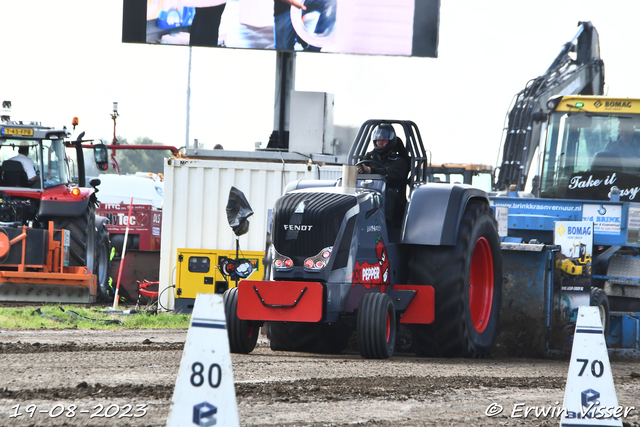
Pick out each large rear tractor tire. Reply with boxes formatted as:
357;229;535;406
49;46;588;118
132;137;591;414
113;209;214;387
408;201;502;358
53;203;112;302
357;292;396;359
95;223;111;302
53;204;96;270
223;287;259;354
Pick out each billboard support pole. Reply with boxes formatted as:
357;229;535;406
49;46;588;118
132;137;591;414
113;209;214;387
272;50;296;150
186;46;192;149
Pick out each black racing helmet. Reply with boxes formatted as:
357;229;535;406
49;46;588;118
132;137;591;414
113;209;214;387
372;124;396;156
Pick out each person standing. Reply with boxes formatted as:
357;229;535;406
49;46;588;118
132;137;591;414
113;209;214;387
184;0;227;47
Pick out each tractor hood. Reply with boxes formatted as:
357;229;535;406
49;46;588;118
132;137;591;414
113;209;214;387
271;190;358;266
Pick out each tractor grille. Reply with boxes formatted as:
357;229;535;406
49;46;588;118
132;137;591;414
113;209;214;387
272;192;357;265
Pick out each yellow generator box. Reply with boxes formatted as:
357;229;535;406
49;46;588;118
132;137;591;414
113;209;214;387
174;248;264;313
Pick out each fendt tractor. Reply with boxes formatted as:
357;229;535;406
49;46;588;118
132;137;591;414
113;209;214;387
491;21;640;355
0;118;111;303
224;120;503;359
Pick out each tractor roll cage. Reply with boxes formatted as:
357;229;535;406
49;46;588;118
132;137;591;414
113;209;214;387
347;119;429;194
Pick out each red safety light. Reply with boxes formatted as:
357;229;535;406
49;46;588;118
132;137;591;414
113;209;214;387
304;259;314;269
71;188;81;197
283;258;293;268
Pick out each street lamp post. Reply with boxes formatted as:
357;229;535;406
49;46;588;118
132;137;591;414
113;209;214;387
110;102;121;174
111;102;119;144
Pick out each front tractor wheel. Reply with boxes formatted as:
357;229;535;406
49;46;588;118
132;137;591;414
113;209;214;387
408;201;502;358
223;287;259;354
357;292;396;359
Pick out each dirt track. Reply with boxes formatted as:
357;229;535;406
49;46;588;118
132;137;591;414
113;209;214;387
0;329;638;427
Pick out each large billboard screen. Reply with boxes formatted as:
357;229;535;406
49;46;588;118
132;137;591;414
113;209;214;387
123;0;439;58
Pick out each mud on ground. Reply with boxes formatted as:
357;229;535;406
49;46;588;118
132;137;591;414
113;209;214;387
0;329;638;426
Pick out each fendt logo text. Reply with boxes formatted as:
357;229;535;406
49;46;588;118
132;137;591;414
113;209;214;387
283;225;314;231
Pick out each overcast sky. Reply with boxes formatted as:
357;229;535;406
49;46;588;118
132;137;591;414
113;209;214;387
2;1;640;167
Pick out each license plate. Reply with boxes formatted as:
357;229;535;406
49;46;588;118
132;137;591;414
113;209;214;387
2;127;33;136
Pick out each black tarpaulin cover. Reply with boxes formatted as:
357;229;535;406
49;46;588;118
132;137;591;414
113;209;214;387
226;187;254;236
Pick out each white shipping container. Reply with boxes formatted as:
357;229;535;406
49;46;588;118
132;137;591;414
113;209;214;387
159;156;342;310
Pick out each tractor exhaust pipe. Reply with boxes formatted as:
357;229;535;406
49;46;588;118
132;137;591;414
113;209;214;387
342;165;357;187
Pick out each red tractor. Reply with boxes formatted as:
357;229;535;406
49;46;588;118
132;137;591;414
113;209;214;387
0;119;111;303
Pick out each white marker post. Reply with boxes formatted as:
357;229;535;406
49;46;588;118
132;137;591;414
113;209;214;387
167;293;239;427
560;306;622;426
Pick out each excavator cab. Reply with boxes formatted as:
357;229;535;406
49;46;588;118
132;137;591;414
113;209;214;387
538;98;640;201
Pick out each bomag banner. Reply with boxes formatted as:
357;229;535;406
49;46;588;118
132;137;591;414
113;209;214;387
554;221;594;259
553;221;594;328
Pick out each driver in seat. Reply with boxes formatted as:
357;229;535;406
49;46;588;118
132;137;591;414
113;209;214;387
8;144;38;185
357;124;410;222
594;121;640;172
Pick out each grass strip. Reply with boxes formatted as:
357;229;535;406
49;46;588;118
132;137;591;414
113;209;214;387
0;304;190;329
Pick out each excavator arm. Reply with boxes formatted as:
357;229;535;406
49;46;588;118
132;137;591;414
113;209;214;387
494;21;605;193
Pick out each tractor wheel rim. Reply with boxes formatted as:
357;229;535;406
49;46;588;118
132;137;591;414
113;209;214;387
469;236;494;334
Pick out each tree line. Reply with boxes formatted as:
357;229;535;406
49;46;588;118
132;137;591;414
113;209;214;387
100;136;177;175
